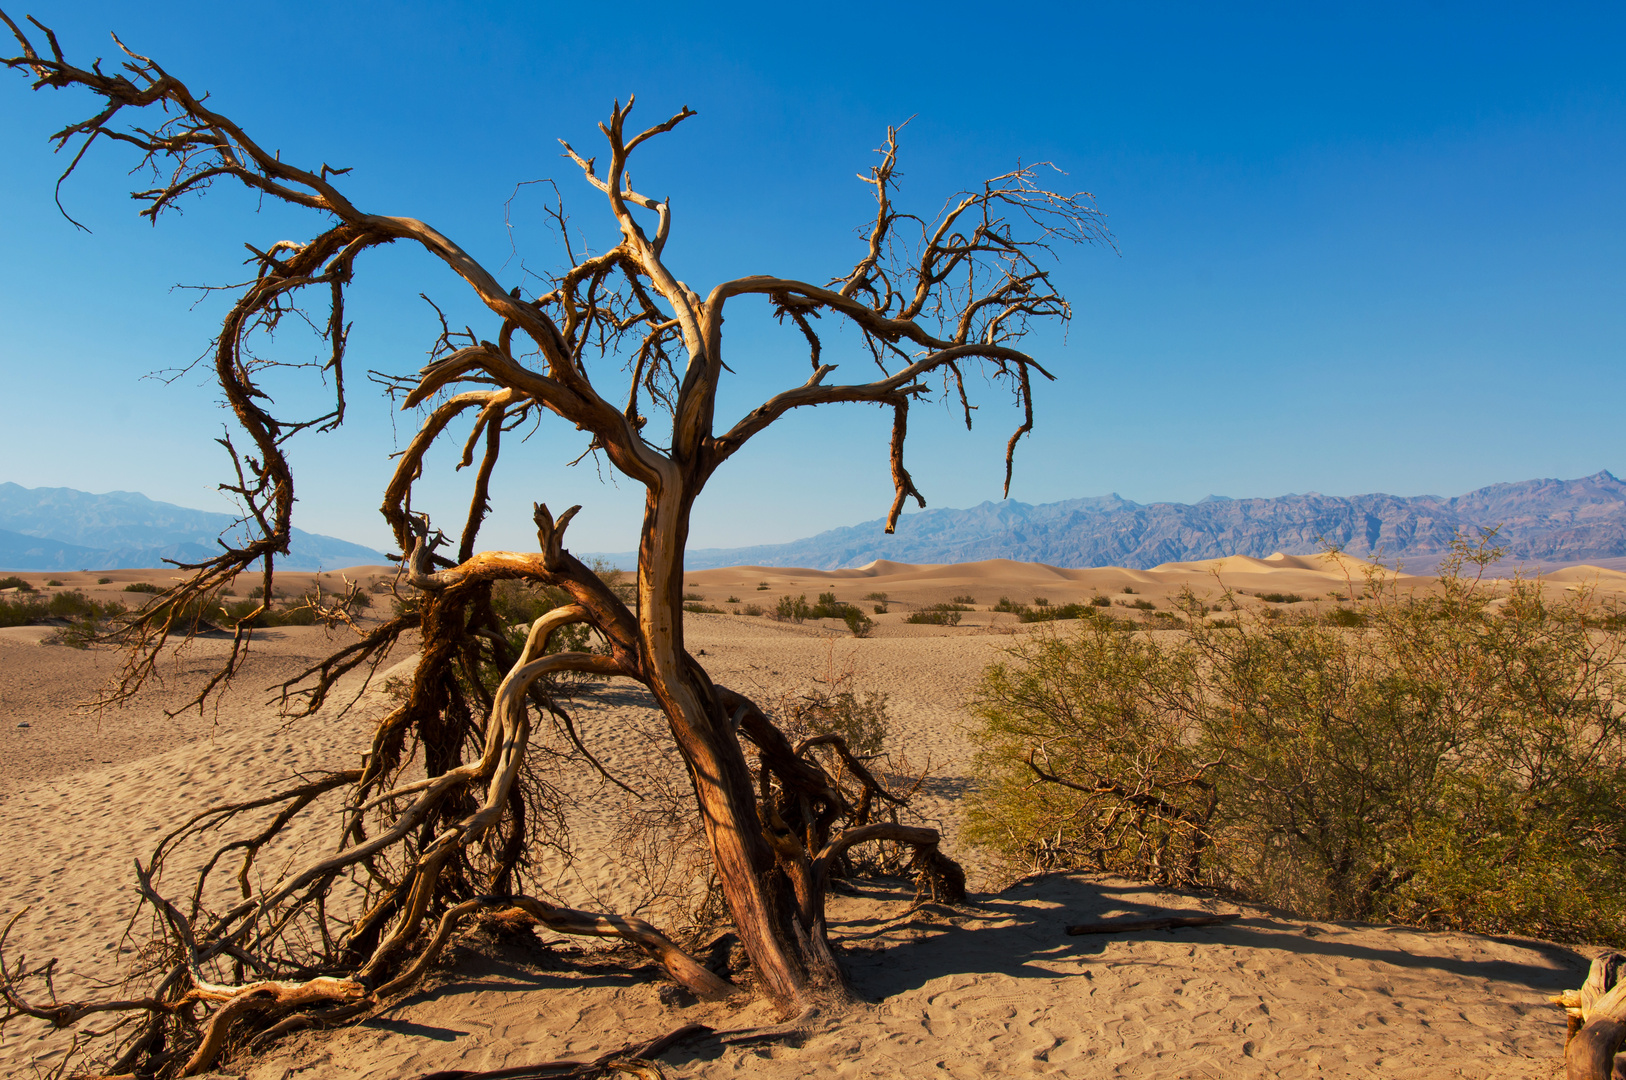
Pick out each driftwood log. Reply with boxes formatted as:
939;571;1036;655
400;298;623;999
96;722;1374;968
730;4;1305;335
1553;952;1626;1080
1065;912;1241;936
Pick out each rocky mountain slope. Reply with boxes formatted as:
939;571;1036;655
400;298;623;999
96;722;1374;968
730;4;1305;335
0;484;388;571
661;470;1626;571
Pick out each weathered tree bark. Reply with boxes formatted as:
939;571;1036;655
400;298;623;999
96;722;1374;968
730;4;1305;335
1555;952;1626;1080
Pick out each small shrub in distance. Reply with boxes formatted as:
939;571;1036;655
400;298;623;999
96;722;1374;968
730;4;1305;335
906;604;962;626
992;597;1029;615
1323;606;1367;627
123;582;162;594
1121;586;1137;594
683;592;705;602
842;608;874;638
683;602;724;614
740;603;764;616
0;576;34;592
775;594;813;622
756;582;770;591
951;594;976;605
46;579;62;587
96;577;112;584
1127;598;1155;611
1090;595;1111;607
1258;592;1304;604
726;595;740;604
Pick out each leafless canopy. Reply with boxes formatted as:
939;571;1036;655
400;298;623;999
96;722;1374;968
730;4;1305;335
3;12;1107;1077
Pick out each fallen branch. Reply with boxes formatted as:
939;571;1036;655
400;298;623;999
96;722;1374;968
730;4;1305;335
1064;912;1241;936
1552;951;1626;1080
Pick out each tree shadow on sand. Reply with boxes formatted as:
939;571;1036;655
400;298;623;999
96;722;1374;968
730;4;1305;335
833;872;1591;1002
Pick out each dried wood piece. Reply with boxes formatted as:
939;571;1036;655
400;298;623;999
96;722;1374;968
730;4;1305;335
1557;952;1626;1080
1065;912;1241;936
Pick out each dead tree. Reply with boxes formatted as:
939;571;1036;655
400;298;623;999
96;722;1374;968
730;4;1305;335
1;11;1108;1075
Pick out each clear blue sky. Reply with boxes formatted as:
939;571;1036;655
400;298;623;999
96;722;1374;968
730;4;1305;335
1;1;1621;554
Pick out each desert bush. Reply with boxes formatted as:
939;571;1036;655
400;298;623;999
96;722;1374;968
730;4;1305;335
123;581;162;594
1323;606;1367;627
1257;591;1304;604
726;595;740;604
1018;602;1112;624
0;589;129;644
906;604;963;626
756;582;770;591
1121;586;1137;594
96;576;112;585
684;602;723;614
1090;595;1111;607
45;578;62;587
951;594;976;605
683;592;705;601
842;608;874;638
1125;598;1155;611
774;594;813;622
0;575;33;592
968;537;1626;944
992;596;1029;614
739;603;765;616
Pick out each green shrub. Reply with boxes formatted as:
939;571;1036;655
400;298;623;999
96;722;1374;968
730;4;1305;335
0;576;34;592
123;582;162;594
683;592;705;601
726;595;740;604
1125;598;1155;611
968;537;1626;945
872;605;887;615
96;577;112;585
1257;592;1304;604
1090;595;1111;607
842;608;874;638
756;582;770;591
0;589;129;643
683;602;723;614
775;594;813;622
45;579;62;587
1323;606;1367;627
951;594;976;605
739;603;764;616
1121;586;1137;594
906;604;962;626
863;591;888;602
1017;603;1131;627
992;597;1029;615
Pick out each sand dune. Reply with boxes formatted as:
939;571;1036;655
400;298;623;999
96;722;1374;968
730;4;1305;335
0;555;1610;1077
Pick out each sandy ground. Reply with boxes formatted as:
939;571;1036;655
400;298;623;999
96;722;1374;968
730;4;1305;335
3;554;1623;1077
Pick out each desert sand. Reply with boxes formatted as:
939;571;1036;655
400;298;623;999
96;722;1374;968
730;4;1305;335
4;554;1622;1077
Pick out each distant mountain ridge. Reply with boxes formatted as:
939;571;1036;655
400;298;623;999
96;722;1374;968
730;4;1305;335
0;483;389;571
643;470;1626;572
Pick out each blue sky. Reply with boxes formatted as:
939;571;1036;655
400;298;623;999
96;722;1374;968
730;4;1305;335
1;2;1621;554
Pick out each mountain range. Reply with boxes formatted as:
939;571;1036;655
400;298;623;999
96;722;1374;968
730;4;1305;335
639;470;1626;572
0;484;389;572
7;472;1623;575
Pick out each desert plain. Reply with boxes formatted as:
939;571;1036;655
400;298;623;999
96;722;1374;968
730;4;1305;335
4;553;1626;1078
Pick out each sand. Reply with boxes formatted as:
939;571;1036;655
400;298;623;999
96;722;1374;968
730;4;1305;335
3;555;1617;1078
